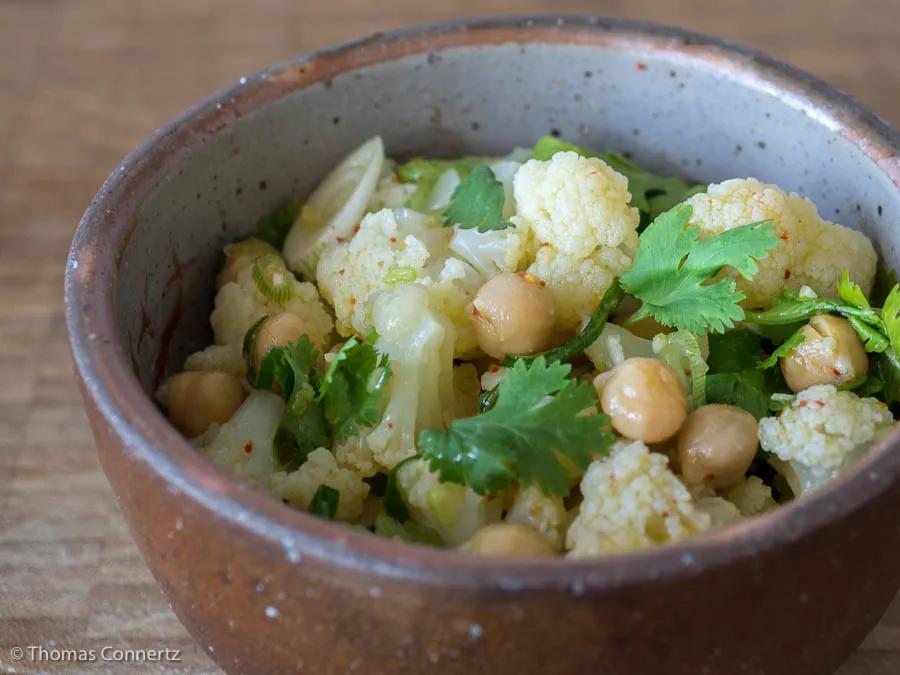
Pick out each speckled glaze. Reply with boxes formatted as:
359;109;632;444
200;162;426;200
66;16;900;675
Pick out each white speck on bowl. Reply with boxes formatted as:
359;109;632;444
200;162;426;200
468;623;483;639
265;606;279;619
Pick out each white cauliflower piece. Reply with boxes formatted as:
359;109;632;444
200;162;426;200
527;245;633;328
759;384;894;495
316;208;481;356
566;441;711;557
333;435;377;478
269;448;370;523
198;390;284;486
513;152;640;256
210;260;333;349
513;152;640;329
723;476;778;516
690;486;742;529
685;178;877;307
367;160;416;211
396;458;503;546
362;285;457;471
449;226;531;278
505;485;566;550
184;343;246;378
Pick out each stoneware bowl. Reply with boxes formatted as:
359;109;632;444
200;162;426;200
66;16;900;675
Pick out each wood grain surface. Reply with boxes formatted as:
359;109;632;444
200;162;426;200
1;1;898;673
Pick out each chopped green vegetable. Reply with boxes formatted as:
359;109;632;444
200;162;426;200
384;265;418;285
419;357;614;497
373;512;444;546
705;370;770;420
653;331;708;409
256;199;302;250
251;254;295;305
531;135;706;222
274;404;329;471
501;279;625;366
309;484;340;520
443;165;513;233
396;157;480;212
757;328;805;370
317;337;391;440
620;204;779;334
707;331;765;374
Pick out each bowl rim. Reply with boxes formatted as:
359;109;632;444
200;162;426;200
66;14;900;592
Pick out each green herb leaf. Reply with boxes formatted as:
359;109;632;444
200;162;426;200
757;328;805;370
274;404;330;472
256;199;302;250
501;279;625;367
706;331;765;374
881;285;900;353
309;485;339;520
317;337;391;440
531;136;706;222
705;370;770;420
443;165;513;233
873;347;900;405
620;204;779;334
396;158;481;212
419;357;614;497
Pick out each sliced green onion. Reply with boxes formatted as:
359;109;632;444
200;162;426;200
252;254;294;305
384;265;418;286
653;331;708;410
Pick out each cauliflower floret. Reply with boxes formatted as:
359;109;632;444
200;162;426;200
210;259;334;348
513;152;640;330
686;178;877;307
566;441;711;557
758;384;894;495
689;486;742;528
396;458;503;546
269;448;370;523
723;476;778;516
513;152;640;256
527;245;633;328
362;285;457;471
198;390;284;486
449;226;531;278
333;435;377;478
183;343;246;378
505;485;566;550
316;208;481;356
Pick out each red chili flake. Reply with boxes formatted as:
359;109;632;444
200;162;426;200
489;365;500;373
636;62;647;70
387;422;394;431
661;511;670;518
832;368;842;377
350;297;357;305
541;241;551;247
538;279;546;287
389;236;398;244
799;400;809;407
336;236;345;243
784;269;791;280
705;473;716;482
244;441;254;454
352;224;360;234
816;399;826;407
471;305;480;316
778;231;789;241
338;268;345;276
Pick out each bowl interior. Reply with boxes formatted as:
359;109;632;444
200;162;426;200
117;31;900;392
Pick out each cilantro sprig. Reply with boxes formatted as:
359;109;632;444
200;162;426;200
419;357;614;497
620;204;779;334
443;165;513;233
242;322;392;469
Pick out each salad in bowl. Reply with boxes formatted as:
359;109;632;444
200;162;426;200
158;133;898;558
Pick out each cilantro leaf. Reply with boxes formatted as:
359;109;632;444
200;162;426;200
396;157;480;212
620;204;779;334
309;485;339;520
419;357;614;497
757;328;805;370
501;279;625;366
256;199;302;250
443;165;513;232
274;404;330;472
707;331;764;374
531;135;706;222
882;285;900;353
317;336;391;440
705;371;770;420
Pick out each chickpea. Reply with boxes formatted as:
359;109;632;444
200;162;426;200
459;523;557;558
468;273;556;359
677;404;758;489
780;314;868;393
253;313;323;366
594;357;688;443
166;371;246;438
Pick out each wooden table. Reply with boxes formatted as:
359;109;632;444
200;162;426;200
1;1;898;672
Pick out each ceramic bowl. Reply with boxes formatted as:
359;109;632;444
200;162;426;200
66;16;900;675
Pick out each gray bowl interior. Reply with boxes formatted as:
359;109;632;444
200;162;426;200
117;39;900;393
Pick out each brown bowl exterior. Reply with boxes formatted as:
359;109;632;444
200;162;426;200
66;16;900;675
